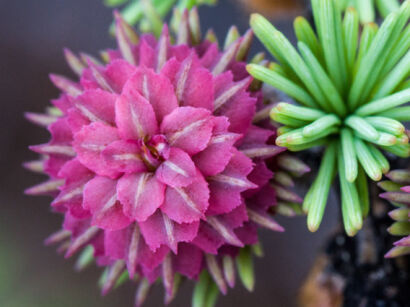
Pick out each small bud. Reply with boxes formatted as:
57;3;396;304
251;242;264;258
86;58;115;92
236;29;253;61
204;29;218;45
25;112;58;127
65;226;99;258
277;154;310;176
241;145;285;159
205;254;227;295
247;208;284;232
387;222;410;236
394;236;410;247
273;171;295;187
46;106;63;117
271;183;303;203
162;254;174;296
64;48;85;75
49;74;82;97
253;103;276;123
44;230;71;246
114;11;137;65
276;202;297;217
74;245;95;271
385;246;410;258
23;160;46;174
224;26;240;51
236;247;255;292
176;9;189;45
207;217;243;247
164;274;181;305
250;52;265;64
388;207;410;222
386;169;410;185
189;8;201;45
380;191;410;205
101;260;126;296
212;39;241;75
25;179;64;196
135;279;151;307
378;180;402;192
222;256;235;288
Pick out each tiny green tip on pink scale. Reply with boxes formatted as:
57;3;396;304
248;0;410;234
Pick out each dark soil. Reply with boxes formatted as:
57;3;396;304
324;200;410;307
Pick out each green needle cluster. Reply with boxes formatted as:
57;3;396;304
104;0;217;35
336;0;401;24
248;0;410;235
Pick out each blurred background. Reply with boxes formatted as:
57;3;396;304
0;0;339;306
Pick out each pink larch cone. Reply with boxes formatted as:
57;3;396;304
25;9;303;306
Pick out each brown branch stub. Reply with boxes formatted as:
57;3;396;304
299;255;344;307
238;0;305;17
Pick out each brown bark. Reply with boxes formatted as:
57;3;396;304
298;255;343;307
238;0;305;16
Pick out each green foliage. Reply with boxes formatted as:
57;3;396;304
104;0;217;35
249;0;410;234
336;0;401;23
192;272;220;307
